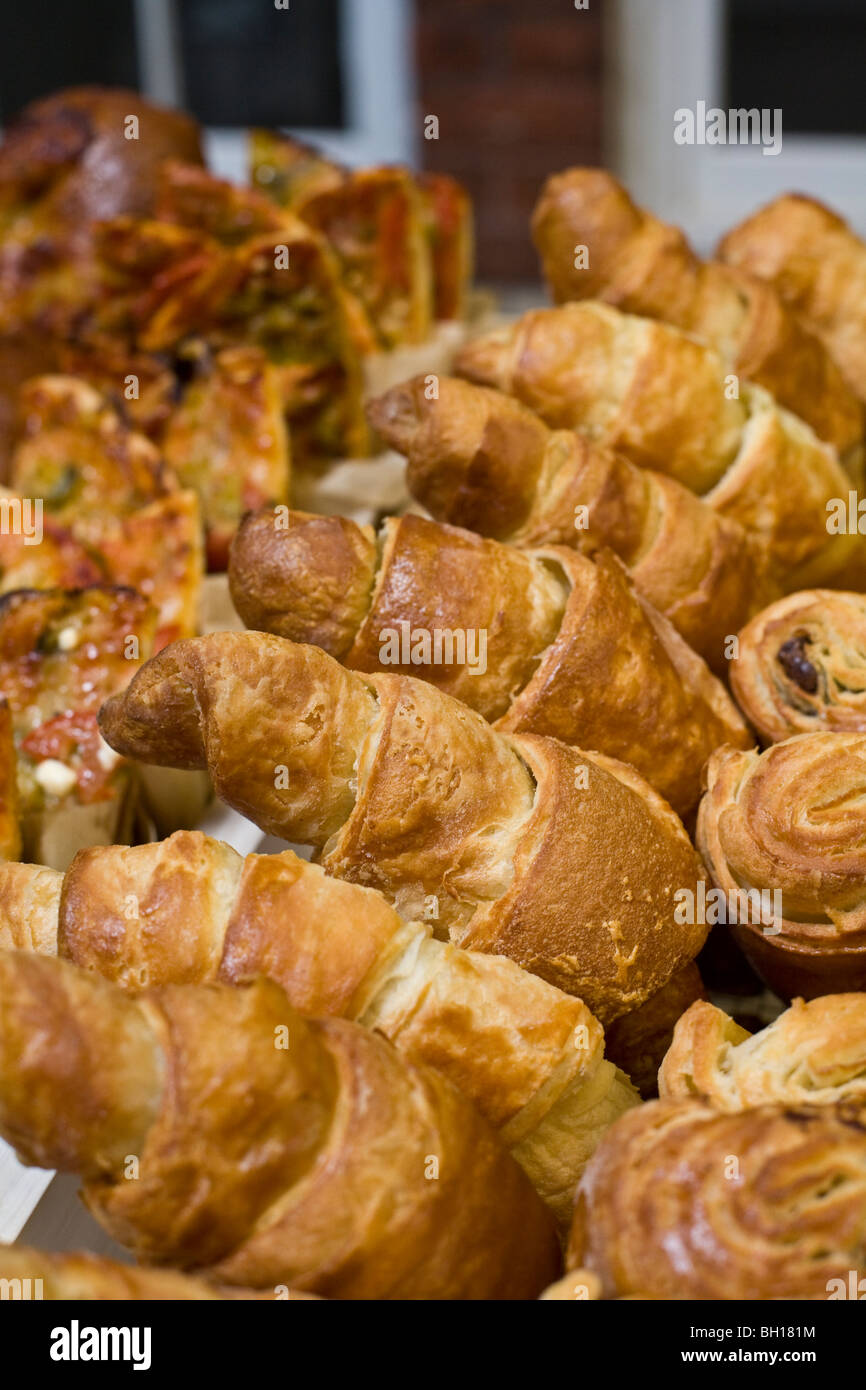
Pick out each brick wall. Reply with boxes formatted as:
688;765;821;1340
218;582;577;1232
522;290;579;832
414;0;606;282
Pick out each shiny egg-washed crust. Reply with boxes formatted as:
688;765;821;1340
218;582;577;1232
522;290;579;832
229;508;748;816
98;632;708;1023
0;1244;319;1300
531;169;864;461
660;994;866;1110
0;952;561;1299
0;829;639;1226
718;193;866;405
697;733;866;999
454;303;864;587
731;590;866;743
567;1096;866;1299
368;376;778;674
604;961;705;1099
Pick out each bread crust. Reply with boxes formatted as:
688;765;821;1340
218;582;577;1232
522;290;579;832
454;304;863;586
99;633;708;1021
369;374;778;672
0;953;561;1298
731;589;866;742
567;1095;866;1299
697;733;866;998
230;508;748;814
532;168;863;459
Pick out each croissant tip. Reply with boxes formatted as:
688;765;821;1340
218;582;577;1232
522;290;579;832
366;379;424;447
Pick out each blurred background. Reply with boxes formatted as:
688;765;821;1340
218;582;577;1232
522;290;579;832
0;0;864;287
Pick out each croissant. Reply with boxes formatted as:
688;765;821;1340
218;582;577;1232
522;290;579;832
660;994;866;1111
731;590;866;743
368;375;774;672
718;193;866;404
97;632;708;1022
0;1244;316;1300
455;301;863;586
228;508;749;817
0;951;560;1298
531;168;864;464
565;1095;866;1300
697;733;866;1000
0;829;639;1225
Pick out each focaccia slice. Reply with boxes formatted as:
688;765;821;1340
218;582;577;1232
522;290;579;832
0;586;155;866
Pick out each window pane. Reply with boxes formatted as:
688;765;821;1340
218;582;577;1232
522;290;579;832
178;0;344;128
727;0;866;136
0;0;138;121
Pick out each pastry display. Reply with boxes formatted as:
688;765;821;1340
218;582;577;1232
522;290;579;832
1;69;865;1307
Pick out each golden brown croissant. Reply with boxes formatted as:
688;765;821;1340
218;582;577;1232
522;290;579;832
697;733;866;1000
660;994;866;1111
455;302;862;586
718;193;866;405
0;829;639;1225
228;508;749;817
566;1095;866;1300
97;632;708;1023
531;168;864;463
0;951;560;1298
731;590;866;743
368;375;775;673
0;1244;315;1300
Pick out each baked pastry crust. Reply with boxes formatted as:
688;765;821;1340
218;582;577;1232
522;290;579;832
99;632;708;1022
229;508;749;816
455;303;864;587
567;1095;866;1300
731;589;866;743
0;828;639;1226
697;733;866;998
369;375;778;673
660;994;866;1110
532;168;864;461
719;192;866;406
0;952;561;1299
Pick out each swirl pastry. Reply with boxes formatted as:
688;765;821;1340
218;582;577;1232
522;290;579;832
697;733;866;998
566;1096;866;1300
732;590;866;742
660;994;866;1110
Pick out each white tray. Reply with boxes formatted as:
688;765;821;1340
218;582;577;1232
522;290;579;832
0;802;306;1255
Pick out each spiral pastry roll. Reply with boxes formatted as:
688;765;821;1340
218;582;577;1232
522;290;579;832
697;734;866;999
660;995;866;1110
567;1097;866;1300
732;590;866;742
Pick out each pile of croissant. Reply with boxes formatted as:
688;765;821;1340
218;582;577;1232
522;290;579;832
7;137;866;1302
